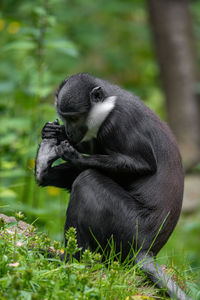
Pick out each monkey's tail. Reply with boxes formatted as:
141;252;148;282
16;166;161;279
136;252;192;300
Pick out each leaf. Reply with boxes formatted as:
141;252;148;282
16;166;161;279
0;117;31;134
45;39;79;57
19;291;32;300
1;161;17;170
0;169;26;179
3;41;36;51
0;188;17;199
29;85;52;98
0;81;15;93
0;134;17;146
33;6;47;16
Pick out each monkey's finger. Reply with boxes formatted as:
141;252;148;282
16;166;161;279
41;129;60;136
49;119;60;126
44;121;56;126
42;132;58;138
42;128;62;134
58;142;71;154
42;122;61;130
55;145;67;159
42;127;63;135
55;145;61;157
43;124;62;129
61;140;72;149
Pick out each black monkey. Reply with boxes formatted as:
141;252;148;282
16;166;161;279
35;73;190;300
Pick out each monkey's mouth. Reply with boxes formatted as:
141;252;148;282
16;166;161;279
65;127;88;145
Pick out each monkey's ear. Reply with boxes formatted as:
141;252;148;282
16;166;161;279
90;86;104;103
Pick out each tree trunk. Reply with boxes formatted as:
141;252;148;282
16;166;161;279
147;0;200;169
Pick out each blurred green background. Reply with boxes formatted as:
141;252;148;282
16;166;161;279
0;0;200;288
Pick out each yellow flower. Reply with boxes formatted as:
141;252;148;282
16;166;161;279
0;19;5;31
47;186;60;196
7;21;20;34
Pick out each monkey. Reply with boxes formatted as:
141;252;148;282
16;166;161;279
35;73;191;300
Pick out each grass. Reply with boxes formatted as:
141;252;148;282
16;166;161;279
0;214;197;300
1;173;200;299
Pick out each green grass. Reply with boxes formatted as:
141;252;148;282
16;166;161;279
0;216;197;300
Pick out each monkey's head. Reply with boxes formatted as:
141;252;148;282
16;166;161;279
55;73;116;144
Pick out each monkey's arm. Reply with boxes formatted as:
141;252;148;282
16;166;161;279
56;140;157;175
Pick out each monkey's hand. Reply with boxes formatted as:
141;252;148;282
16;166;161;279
42;119;67;143
56;140;82;161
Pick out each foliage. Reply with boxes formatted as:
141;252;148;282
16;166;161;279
0;0;200;294
0;220;196;300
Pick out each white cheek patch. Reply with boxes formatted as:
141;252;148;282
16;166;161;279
87;96;116;130
83;96;116;141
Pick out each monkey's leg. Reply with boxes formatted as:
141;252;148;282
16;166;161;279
35;138;80;189
62;168;140;260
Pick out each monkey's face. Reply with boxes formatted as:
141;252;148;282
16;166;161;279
55;75;93;144
62;113;88;144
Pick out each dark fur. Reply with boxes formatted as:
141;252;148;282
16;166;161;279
35;73;191;299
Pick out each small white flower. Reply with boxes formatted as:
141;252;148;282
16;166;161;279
16;241;23;247
8;262;19;267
